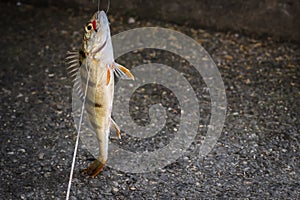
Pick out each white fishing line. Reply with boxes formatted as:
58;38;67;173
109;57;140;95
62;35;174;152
106;0;110;14
98;0;100;12
66;62;91;200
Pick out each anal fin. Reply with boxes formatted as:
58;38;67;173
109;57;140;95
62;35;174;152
110;118;121;139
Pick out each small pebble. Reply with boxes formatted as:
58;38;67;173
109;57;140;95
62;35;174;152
18;148;26;153
128;17;135;24
130;186;136;191
38;153;45;160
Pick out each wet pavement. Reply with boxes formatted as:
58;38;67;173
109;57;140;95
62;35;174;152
0;2;299;199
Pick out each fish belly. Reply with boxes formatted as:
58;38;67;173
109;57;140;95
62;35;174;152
81;65;114;163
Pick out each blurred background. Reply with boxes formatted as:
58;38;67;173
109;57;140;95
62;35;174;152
4;0;300;41
0;0;299;199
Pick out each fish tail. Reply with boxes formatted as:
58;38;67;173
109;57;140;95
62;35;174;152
82;159;107;177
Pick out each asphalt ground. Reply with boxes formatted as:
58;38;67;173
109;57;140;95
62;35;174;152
0;2;299;199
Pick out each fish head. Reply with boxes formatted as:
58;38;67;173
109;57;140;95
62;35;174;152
83;11;110;55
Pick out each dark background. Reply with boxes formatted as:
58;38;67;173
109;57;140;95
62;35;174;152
0;0;299;199
4;0;300;41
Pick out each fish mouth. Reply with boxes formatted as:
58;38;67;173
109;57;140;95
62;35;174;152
96;11;108;24
94;11;109;30
90;11;110;55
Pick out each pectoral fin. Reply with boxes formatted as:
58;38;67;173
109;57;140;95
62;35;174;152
113;63;134;80
110;118;121;139
106;68;111;85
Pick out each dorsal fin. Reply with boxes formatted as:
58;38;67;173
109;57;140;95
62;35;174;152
65;49;87;101
65;49;86;82
73;75;84;101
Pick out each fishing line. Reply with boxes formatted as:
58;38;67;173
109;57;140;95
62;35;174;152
66;61;91;200
98;0;100;12
106;0;110;14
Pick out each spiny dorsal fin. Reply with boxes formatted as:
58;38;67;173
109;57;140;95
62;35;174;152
65;49;86;82
73;75;84;101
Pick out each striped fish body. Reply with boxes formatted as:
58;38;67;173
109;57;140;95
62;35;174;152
66;11;134;177
81;58;114;169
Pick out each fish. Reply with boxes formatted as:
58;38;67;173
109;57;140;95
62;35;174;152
66;10;134;177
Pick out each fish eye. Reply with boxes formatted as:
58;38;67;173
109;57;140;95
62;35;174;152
85;23;93;32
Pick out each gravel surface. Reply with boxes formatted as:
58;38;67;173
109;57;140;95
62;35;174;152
0;2;299;199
